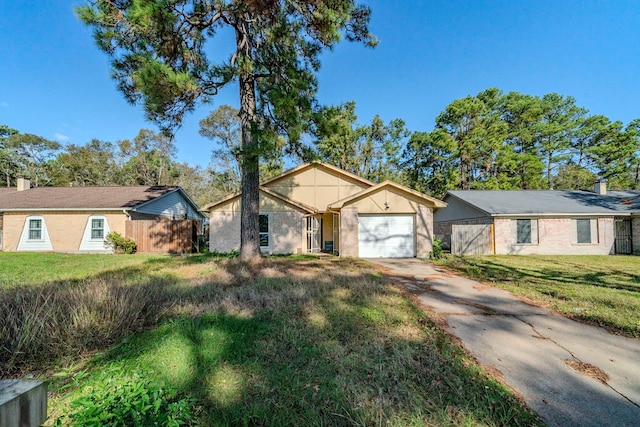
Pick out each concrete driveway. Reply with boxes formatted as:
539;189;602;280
370;258;640;427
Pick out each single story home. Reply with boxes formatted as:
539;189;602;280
202;163;446;258
434;183;640;255
0;178;205;253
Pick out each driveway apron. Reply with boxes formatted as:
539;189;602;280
370;258;640;427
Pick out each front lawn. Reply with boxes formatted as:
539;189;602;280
0;253;539;426
0;252;157;288
436;255;640;337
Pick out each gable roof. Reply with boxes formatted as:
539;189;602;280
260;187;317;213
445;190;640;216
328;180;447;209
0;186;192;211
201;186;317;213
203;163;447;213
261;162;374;188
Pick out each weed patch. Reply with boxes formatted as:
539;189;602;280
2;254;540;426
52;366;196;427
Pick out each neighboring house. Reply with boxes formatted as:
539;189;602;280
434;183;640;255
202;163;446;258
0;178;205;253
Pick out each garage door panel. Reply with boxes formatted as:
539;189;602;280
358;215;414;258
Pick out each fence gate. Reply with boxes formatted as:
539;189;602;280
615;219;632;254
451;224;494;255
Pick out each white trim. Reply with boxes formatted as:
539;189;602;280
574;218;598;245
79;215;112;252
1;208;126;212
514;218;539;245
259;213;272;251
17;216;53;251
494;213;626;218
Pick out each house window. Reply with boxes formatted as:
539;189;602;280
91;218;105;239
28;219;42;240
516;219;532;244
576;219;591;244
259;214;270;248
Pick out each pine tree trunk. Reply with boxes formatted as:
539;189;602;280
236;19;261;263
547;151;553;189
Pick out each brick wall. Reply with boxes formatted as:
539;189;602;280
209;211;241;253
632;218;640;255
209;210;304;255
269;211;304;254
339;207;359;257
494;217;615;255
415;205;434;258
1;211;126;252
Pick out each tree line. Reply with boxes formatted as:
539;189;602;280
402;88;640;196
0;126;225;207
2;86;638;206
307;88;640;197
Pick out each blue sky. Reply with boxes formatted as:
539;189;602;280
2;1;639;167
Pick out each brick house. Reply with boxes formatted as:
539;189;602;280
202;163;446;258
434;183;640;255
0;179;205;253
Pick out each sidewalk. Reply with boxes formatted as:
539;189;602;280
370;258;640;427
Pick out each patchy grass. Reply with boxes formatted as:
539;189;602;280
1;254;539;426
436;255;640;337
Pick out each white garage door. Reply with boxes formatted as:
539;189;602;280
358;215;415;258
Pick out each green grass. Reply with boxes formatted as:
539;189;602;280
1;253;539;426
0;252;157;288
436;255;640;337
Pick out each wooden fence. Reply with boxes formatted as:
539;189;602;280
451;224;494;255
126;219;199;254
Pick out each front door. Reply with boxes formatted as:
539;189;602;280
615;219;632;254
306;217;322;253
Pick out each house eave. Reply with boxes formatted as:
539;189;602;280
0;208;127;212
329;181;447;209
443;192;493;216
202;187;317;214
261;162;375;188
131;187;206;220
492;212;629;218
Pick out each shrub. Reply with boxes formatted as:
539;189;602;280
53;368;197;427
105;232;137;254
429;238;444;259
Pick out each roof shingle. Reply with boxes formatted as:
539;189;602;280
446;190;640;215
0;186;179;210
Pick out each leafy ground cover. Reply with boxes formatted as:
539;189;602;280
436;255;640;337
1;253;540;426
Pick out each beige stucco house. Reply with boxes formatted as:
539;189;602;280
435;184;640;255
203;163;446;258
0;179;204;253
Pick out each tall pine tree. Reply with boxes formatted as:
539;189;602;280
77;0;376;261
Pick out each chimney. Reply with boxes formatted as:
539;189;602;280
17;177;31;191
594;181;607;195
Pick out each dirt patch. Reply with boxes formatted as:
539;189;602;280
565;359;610;384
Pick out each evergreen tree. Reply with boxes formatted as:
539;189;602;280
77;0;376;261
